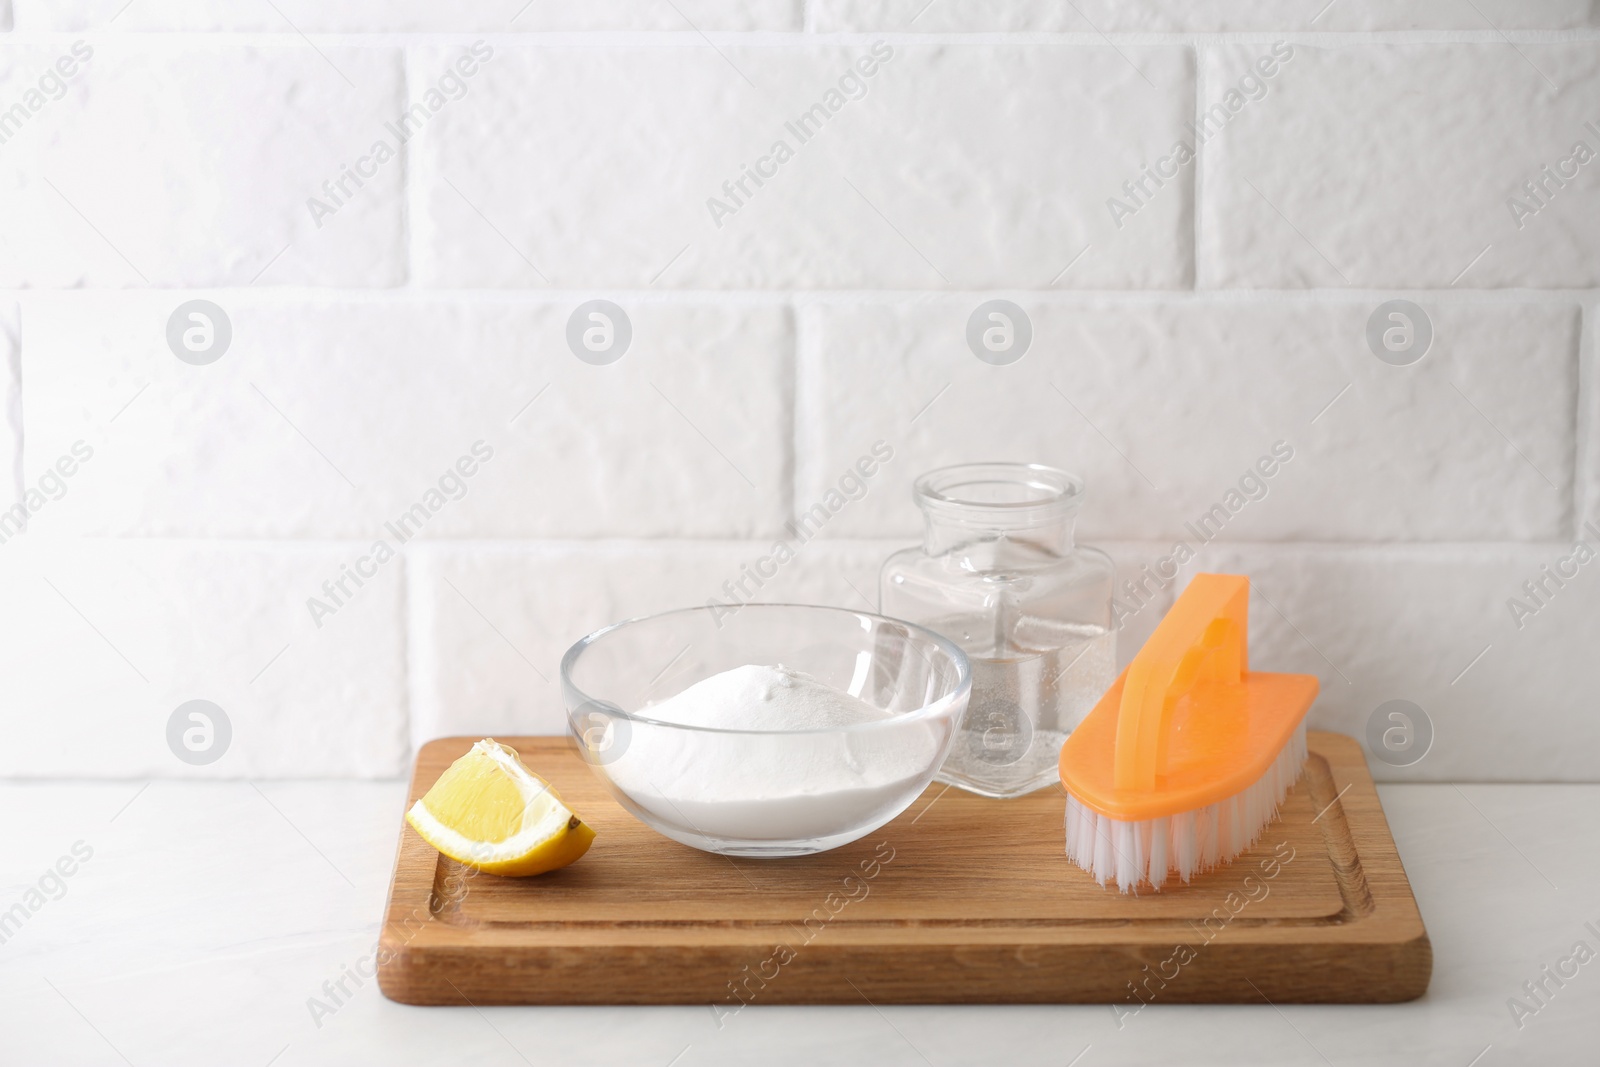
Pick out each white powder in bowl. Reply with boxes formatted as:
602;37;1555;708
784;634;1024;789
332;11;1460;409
604;663;944;844
643;663;890;731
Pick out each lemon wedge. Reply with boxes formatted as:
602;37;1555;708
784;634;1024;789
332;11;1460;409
405;739;595;876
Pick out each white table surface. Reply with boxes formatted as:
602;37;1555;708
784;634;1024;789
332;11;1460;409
1;780;1595;1066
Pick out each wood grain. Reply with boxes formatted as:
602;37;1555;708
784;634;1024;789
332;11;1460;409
377;732;1430;1006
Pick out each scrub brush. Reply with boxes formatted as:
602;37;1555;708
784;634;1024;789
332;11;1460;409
1058;573;1317;892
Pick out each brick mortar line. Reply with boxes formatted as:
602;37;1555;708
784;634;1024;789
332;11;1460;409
788;297;810;538
1574;304;1598;540
4;30;1600;46
3;290;1598;304
1190;35;1207;292
14;538;1596;552
396;48;416;292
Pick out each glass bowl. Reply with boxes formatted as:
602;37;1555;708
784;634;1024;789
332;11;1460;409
561;603;971;857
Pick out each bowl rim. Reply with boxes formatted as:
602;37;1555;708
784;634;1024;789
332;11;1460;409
559;602;972;735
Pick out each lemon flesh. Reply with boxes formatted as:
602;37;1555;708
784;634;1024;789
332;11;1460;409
405;739;595;876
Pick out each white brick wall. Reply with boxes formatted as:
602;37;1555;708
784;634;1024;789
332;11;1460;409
796;295;1578;542
19;293;792;538
0;539;407;777
0;42;406;286
1198;42;1600;289
411;42;1193;289
1;11;1598;782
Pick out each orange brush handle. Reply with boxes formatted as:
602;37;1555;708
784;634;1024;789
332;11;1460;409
1113;574;1250;792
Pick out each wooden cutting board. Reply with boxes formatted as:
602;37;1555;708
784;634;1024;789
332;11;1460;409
377;732;1430;1006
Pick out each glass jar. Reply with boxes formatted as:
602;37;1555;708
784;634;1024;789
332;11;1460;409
879;463;1116;798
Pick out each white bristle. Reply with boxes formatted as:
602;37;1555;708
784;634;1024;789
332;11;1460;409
1063;722;1308;893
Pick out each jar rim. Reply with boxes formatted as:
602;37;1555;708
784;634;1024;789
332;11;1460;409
913;462;1084;513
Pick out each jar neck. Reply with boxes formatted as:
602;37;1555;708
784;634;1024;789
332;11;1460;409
912;463;1085;561
921;505;1078;558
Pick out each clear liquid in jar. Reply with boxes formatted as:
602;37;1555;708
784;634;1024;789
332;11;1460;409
937;622;1116;797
